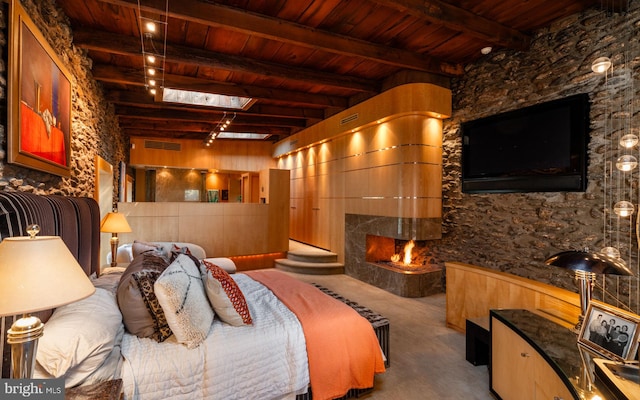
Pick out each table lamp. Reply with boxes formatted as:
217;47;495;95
100;211;131;269
0;225;95;378
545;250;633;332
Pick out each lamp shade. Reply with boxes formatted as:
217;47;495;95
545;250;634;276
0;236;95;316
100;211;132;233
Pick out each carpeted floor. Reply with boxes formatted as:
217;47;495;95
281;270;494;400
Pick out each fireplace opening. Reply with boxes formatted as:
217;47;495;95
365;234;439;273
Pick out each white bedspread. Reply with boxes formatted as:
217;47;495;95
121;274;310;400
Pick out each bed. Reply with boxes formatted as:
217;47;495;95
0;192;386;400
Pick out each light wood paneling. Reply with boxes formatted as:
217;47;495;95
130;137;276;172
275;84;450;259
116;169;289;261
446;261;580;333
273;84;451;157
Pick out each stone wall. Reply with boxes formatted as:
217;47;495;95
435;3;640;309
0;0;126;199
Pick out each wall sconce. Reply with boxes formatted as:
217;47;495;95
100;211;132;269
0;226;95;378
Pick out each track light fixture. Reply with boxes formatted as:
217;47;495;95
138;1;168;97
204;112;237;146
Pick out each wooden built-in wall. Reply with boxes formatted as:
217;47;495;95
274;83;451;259
116;169;290;264
446;261;581;333
129;136;276;171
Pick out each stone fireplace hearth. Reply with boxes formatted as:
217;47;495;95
345;214;443;297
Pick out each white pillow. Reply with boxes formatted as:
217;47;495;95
201;260;252;326
36;288;123;386
154;254;214;349
202;257;237;274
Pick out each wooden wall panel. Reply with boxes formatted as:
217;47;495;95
116;169;289;261
445;261;581;333
130;137;276;172
275;83;451;259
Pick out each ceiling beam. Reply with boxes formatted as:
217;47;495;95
105;89;325;121
115;106;308;128
92;64;349;109
119;119;289;135
369;0;530;50
97;0;463;76
73;28;380;93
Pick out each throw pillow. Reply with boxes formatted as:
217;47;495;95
116;253;170;340
132;240;166;260
154;254;214;349
201;259;252;326
169;244;198;264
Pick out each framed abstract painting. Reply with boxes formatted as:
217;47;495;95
8;0;73;176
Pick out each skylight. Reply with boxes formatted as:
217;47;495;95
162;88;254;110
216;132;271;140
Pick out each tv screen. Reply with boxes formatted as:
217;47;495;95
461;93;589;193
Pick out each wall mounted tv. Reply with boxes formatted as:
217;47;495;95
461;93;590;193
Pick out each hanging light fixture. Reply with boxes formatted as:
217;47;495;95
620;132;639;149
615;155;638;171
613;201;634;217
591;56;612;74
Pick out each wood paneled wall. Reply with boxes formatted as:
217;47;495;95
130;137;276;172
116;169;289;260
445;261;581;333
274;83;451;258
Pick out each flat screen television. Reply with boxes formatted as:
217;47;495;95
461;93;590;193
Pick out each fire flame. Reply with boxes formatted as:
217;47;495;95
403;240;415;265
391;240;415;265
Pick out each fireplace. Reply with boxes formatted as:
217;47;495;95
366;235;440;273
345;214;444;298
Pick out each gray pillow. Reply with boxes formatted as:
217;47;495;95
116;254;170;340
132;240;166;260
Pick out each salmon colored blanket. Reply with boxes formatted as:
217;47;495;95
245;270;386;400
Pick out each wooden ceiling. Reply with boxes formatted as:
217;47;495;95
53;0;614;142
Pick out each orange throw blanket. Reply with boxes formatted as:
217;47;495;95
246;270;385;400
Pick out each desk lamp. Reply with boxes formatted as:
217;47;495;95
0;225;95;378
100;211;131;269
545;250;633;332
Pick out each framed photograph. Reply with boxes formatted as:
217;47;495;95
578;300;640;362
8;0;73;176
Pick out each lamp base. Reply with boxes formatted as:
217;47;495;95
7;315;44;379
110;234;119;269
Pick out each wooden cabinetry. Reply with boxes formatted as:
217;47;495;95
492;317;573;400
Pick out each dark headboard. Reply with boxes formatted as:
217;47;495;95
0;192;101;378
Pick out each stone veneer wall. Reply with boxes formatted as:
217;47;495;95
0;0;127;199
436;3;640;309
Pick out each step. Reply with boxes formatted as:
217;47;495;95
286;250;338;264
274;258;344;275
